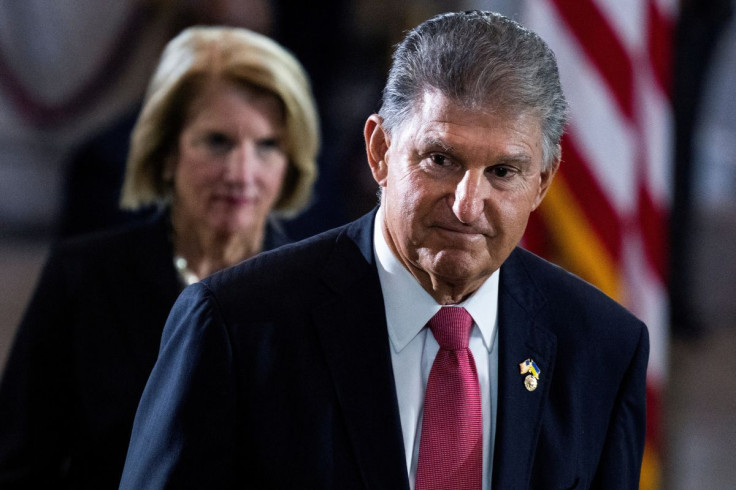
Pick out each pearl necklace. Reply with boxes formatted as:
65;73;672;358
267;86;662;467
174;255;200;286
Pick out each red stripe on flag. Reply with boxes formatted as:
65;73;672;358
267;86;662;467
551;0;635;119
560;134;623;263
645;384;662;451
647;0;674;98
638;184;669;282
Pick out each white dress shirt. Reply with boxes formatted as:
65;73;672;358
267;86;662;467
373;208;499;490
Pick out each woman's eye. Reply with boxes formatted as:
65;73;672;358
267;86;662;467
204;132;233;151
257;138;281;151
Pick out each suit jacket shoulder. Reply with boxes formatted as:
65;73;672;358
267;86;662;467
121;210;410;489
504;246;646;354
203;211;374;321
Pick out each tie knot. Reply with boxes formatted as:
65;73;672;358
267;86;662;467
428;307;473;350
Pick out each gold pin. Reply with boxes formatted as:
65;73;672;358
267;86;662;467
519;359;541;392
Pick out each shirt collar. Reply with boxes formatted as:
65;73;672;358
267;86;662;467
373;207;499;354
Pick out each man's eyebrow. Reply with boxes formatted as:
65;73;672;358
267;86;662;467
496;153;533;165
420;136;455;153
419;136;535;166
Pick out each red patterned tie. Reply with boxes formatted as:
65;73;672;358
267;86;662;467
415;307;482;490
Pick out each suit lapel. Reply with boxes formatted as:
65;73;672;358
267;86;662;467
312;211;409;490
492;249;557;489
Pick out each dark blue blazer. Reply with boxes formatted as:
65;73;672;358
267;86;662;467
120;210;648;489
0;213;289;489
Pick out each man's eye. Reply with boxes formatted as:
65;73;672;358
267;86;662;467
430;154;448;166
489;166;512;178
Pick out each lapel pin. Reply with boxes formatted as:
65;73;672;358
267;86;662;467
519;359;541;392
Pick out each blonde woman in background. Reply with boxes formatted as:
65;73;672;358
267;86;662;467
0;26;319;489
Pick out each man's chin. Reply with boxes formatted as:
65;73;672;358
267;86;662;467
423;252;495;286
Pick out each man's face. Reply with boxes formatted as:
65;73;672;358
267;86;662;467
365;90;558;303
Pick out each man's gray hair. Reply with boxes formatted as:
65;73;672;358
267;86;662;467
379;11;568;170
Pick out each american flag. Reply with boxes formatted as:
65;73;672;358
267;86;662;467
520;0;677;487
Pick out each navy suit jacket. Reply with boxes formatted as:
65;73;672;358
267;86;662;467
120;210;648;489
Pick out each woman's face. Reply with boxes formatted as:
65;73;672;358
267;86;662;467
169;79;288;237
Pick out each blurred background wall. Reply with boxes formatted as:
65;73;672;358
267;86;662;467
0;0;734;488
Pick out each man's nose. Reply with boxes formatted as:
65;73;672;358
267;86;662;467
452;170;488;224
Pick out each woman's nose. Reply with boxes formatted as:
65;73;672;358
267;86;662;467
224;144;256;184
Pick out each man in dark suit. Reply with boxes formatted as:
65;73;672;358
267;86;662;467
120;11;648;489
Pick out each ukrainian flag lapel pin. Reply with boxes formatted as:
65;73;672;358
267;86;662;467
519;359;541;392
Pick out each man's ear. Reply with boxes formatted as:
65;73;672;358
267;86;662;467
532;153;560;211
364;114;390;187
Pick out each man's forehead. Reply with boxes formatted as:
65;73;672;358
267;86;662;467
406;89;541;131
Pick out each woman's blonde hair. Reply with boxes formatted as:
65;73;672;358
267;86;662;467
120;26;319;217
